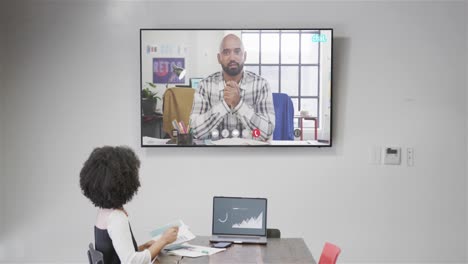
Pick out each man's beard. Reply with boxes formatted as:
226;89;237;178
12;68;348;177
222;62;244;76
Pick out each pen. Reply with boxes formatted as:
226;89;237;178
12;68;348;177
172;120;179;132
178;121;186;134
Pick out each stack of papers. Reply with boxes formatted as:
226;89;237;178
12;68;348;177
166;243;226;258
150;220;195;250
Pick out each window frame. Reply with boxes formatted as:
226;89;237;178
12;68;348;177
242;30;322;129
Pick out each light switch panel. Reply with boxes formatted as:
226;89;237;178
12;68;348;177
383;147;401;165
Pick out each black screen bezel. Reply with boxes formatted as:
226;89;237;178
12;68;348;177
212;196;268;237
140;28;333;148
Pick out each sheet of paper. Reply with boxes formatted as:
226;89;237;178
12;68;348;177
142;136;170;145
167;243;226;257
150;220;195;250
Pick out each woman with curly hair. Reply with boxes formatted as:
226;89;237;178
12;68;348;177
80;146;178;264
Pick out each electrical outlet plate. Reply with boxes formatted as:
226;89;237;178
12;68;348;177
383;147;401;165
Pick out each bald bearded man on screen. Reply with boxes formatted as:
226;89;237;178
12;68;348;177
190;34;275;141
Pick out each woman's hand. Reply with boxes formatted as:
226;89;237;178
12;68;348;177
138;240;155;251
161;226;179;245
145;226;179;259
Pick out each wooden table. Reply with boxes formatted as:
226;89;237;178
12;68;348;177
156;236;316;264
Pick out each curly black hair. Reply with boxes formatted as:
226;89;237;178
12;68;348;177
80;146;141;209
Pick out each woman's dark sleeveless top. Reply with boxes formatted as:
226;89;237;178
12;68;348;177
94;224;138;264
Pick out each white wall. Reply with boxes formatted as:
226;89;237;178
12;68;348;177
1;1;466;263
465;1;468;261
0;0;5;260
141;30;222;112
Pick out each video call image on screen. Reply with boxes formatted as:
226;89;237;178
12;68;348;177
140;29;332;147
213;197;266;236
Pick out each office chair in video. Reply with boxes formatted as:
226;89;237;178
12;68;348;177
87;243;104;264
162;87;195;137
318;242;341;264
272;93;294;140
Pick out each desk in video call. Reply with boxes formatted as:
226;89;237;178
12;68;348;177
142;136;329;146
156;236;316;264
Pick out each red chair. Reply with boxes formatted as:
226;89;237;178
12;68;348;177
318;242;341;264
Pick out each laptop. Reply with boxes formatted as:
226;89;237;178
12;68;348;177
210;196;268;244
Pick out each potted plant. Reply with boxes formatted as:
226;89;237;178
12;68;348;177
141;82;162;115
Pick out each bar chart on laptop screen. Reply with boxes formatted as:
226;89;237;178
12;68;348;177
213;198;266;236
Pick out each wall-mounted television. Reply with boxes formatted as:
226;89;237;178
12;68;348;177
140;28;332;147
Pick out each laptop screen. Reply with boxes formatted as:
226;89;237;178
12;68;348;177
212;197;267;236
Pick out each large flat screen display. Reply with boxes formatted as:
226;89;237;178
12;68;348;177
140;29;332;147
